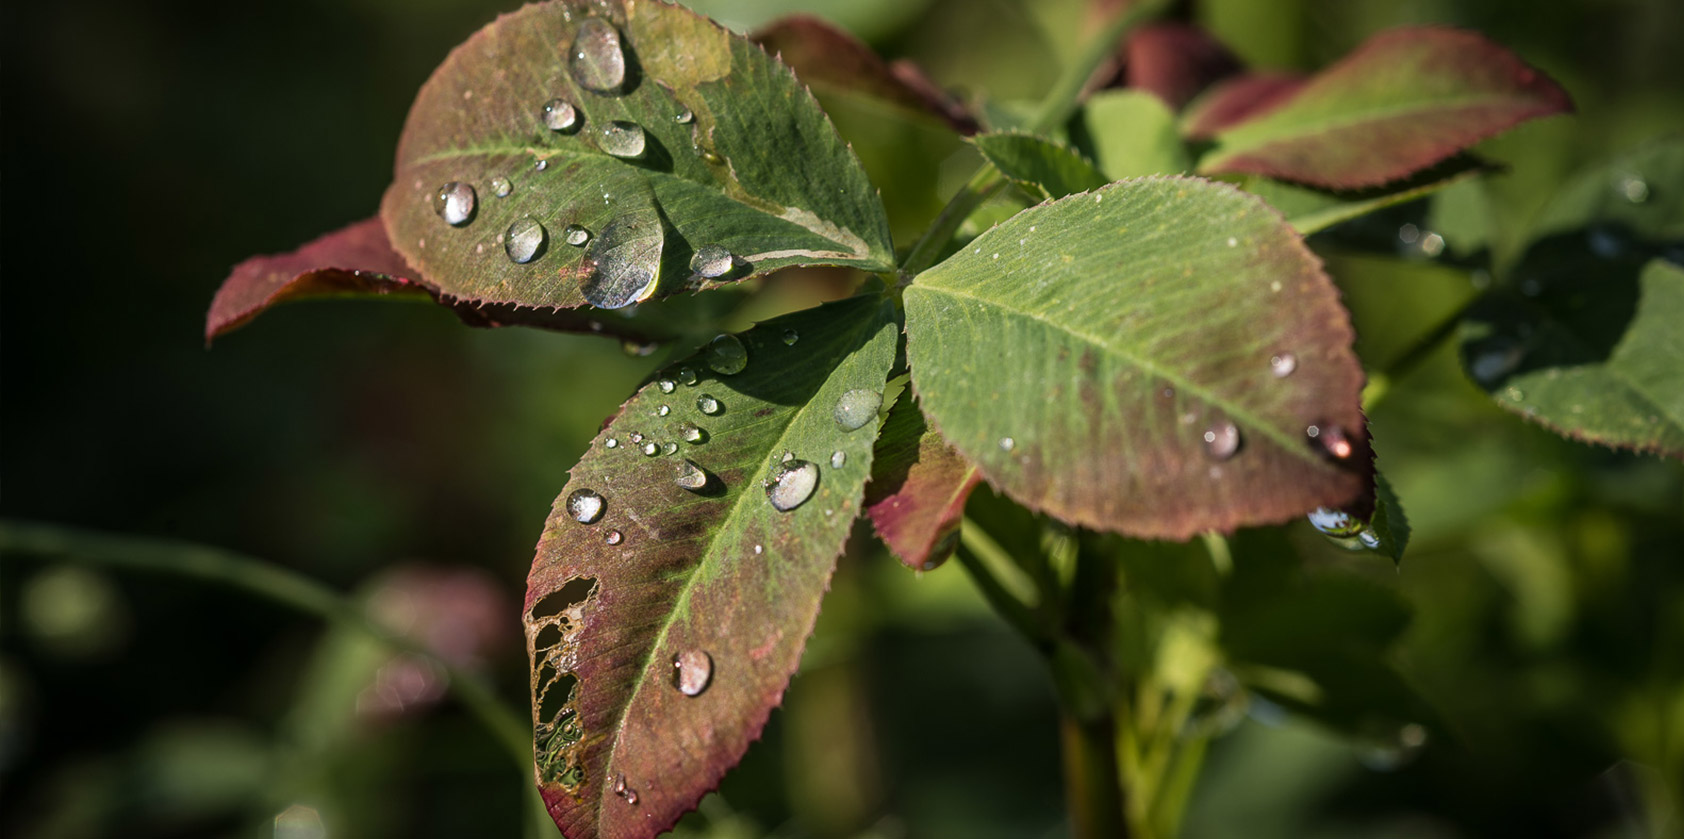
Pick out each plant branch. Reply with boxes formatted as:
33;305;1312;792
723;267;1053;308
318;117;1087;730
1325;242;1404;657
956;518;1049;644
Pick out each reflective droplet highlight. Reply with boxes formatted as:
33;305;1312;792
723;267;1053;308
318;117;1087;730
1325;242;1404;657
999;436;1015;452
672;649;713;696
490;176;513;198
830;450;846;468
833;389;882;431
597;121;646;159
569;18;627;94
656;405;671;417
1308;507;1364;537
782;329;799;346
641;441;660;457
674;107;694;124
674;459;710;491
433;181;476;226
704;334;748;375
677;368;698;386
697;394;721;415
657;378;676;394
767;459;819;512
542;98;579;132
1269;353;1297;378
566;489;605;524
605;529;623;546
1203;421;1241;460
564;224;591;247
690;245;735;279
581;216;661;309
504;217;547;264
678;421;704;443
1312;425;1353;459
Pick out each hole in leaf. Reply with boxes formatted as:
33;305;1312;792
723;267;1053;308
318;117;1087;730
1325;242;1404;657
538;672;577;728
530;576;597;620
534;622;563;651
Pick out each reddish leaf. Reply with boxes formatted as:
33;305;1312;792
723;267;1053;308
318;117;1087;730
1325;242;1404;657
1196;27;1572;188
1125;22;1243;111
1180;73;1306;139
865;391;981;571
752;16;979;135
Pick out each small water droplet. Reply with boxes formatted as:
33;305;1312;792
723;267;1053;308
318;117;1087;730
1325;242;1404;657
1357;529;1382;550
662;441;677;455
491;176;513;198
1269;353;1297;378
604;437;619;449
704;334;748;375
629;432;645;444
677;367;698;386
753;544;763;555
1308;507;1363;537
1202;420;1241;460
781;451;795;463
504;217;547;264
833;389;882;431
534;159;549;172
566;489;605;524
597;120;646;159
678;421;704;443
1313;425;1353;459
1619;174;1649;203
674;107;694;124
767;459;819;512
433;181;476;226
563;224;591;247
672;649;713;696
830;450;846;468
641;441;660;457
690;245;735;279
605;529;623;545
570;18;627;94
542;98;579;132
999;436;1015;452
656;405;671;417
697;394;722;415
782;329;799;346
674;458;710;491
1505;385;1526;402
656;378;676;394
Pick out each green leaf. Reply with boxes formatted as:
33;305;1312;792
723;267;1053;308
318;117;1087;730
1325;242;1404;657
1368;473;1411;564
864;390;981;571
903;177;1370;540
1461;140;1684;459
522;295;898;839
969;132;1108;201
380;0;895;314
1235;156;1490;236
1196;27;1572;188
1077;89;1190;179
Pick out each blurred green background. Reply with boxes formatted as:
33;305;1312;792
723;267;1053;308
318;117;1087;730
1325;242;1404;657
2;0;1682;837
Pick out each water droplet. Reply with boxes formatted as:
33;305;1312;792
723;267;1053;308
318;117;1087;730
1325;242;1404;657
1308;507;1363;537
1202;421;1241;460
491;177;513;198
1505;385;1525;402
672;649;713;696
1269;353;1297;378
504;217;547;264
570;17;627;94
656;378;676;394
704;334;748;375
782;329;799;346
767;459;819;512
542;98;579;132
781;451;795;463
625;789;639;805
678;421;704;443
753;544;763;555
1618;174;1649;203
629;432;645;444
612;773;628;796
641;441;660;457
677;367;698;386
597;120;646;159
690;245;735;279
564;224;592;247
832;389;882;431
534;159;549;172
656;405;671;417
1312;425;1353;459
830;450;846;468
566;489;605;524
999;436;1015;452
605;529;623;545
674;459;710;491
1357;529;1382;550
604;437;619;449
433;181;476;226
697;394;722;415
661;441;678;455
581;216;661;309
674;107;694;124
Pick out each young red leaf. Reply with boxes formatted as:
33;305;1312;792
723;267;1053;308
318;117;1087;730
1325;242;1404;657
1124;22;1243;111
1180;73;1306;139
751;16;979;135
1196;27;1573;188
865;391;981;571
524;295;899;839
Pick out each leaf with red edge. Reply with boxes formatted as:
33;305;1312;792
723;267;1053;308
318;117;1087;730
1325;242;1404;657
865;390;981;571
751;16;979;135
1180;73;1305;139
1124;22;1243;111
904;177;1371;539
524;294;899;839
1195;27;1572;188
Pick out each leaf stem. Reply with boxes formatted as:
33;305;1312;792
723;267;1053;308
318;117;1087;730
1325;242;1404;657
0;521;545;829
1363;296;1477;411
956;518;1049;644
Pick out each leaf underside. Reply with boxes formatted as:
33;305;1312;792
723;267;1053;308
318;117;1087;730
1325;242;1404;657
865;390;981;571
904;177;1371;540
1197;27;1572;188
524;294;898;839
382;0;894;315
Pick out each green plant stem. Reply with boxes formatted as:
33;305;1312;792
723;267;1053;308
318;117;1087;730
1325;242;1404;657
1061;711;1129;839
1363;296;1477;411
0;520;546;831
956;519;1048;644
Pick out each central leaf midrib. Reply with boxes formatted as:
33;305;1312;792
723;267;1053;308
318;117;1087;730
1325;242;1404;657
911;281;1329;468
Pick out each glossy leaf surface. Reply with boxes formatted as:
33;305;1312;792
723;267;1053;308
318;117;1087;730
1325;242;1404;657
382;0;895;314
1197;27;1572;188
865;390;980;571
523;295;898;839
904;177;1370;539
970;132;1108;201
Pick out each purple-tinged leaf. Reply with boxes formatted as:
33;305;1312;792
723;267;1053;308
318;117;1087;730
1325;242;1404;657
865;391;980;571
1124;22;1243;111
1180;73;1305;139
1195;27;1572;188
523;295;899;839
751;16;979;135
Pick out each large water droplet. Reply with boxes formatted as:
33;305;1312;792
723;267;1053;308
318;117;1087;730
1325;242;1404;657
661;441;678;455
504;217;547;264
1307;507;1363;537
566;489;605;524
678;421;704;443
1269;353;1297;378
833;389;882;431
491;177;513;198
597;121;646;159
604;437;619;449
641;441;660;457
570;18;627;94
697;394;721;415
672;649;713;696
690;245;735;279
564;224;591;247
704;334;748;375
656;378;676;394
674;459;710;491
542;98;579;132
767;460;819;512
1202;421;1241;460
581;216;661;309
433;181;476;226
